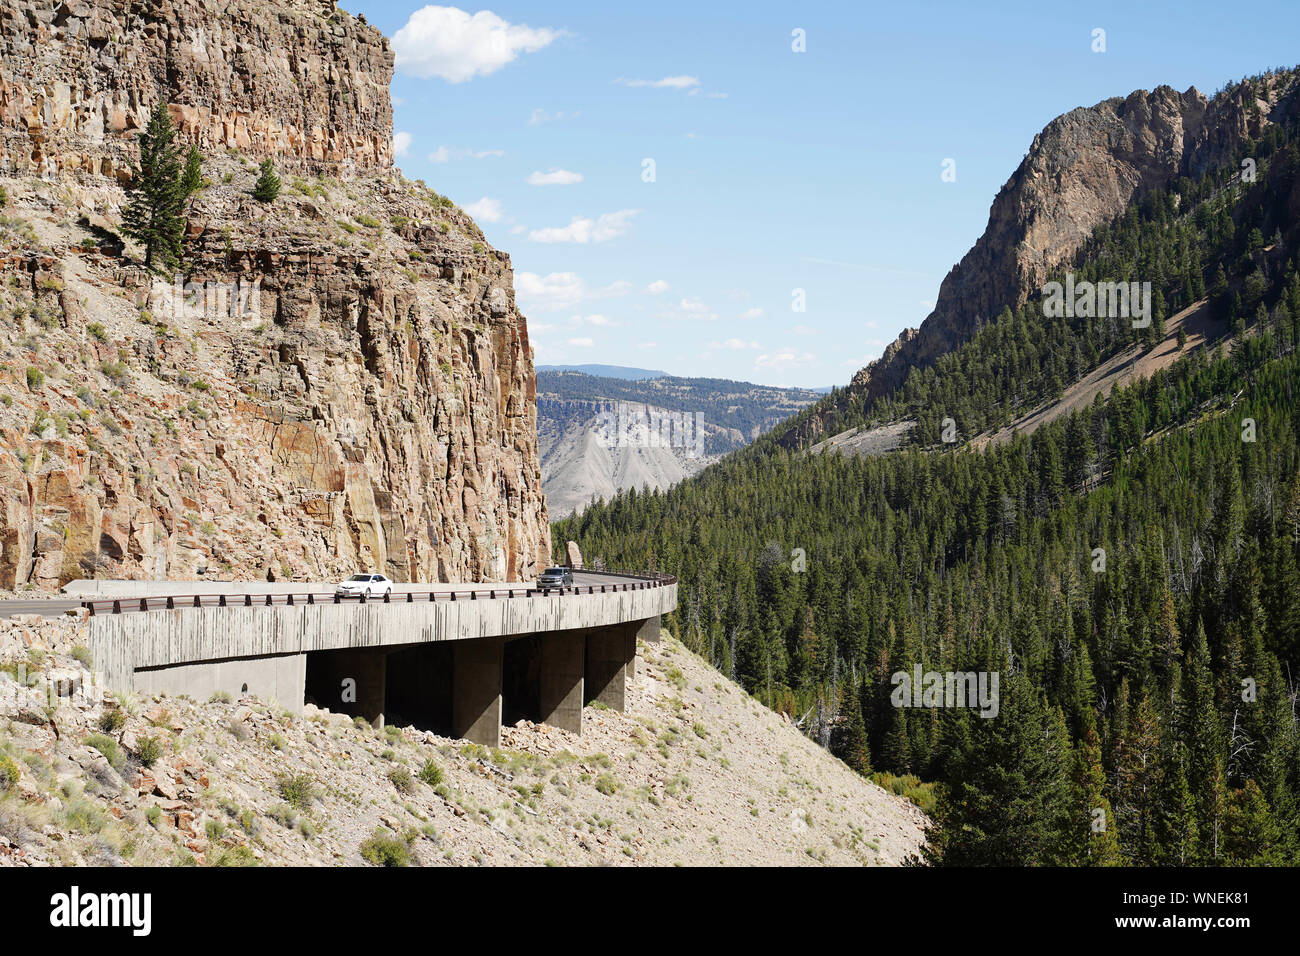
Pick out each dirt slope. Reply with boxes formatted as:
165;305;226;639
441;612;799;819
0;614;927;867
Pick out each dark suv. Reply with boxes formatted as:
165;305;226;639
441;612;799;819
537;567;575;588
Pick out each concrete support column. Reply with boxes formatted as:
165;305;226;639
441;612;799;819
539;631;585;734
637;615;661;644
453;637;503;747
585;626;629;712
624;626;637;681
351;649;387;728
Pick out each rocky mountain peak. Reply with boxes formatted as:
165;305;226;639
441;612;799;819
836;70;1298;414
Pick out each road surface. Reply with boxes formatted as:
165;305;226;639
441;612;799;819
0;571;664;619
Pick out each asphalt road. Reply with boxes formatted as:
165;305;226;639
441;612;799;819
0;571;658;619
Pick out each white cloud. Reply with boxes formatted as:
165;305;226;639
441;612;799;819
658;297;718;322
529;108;579;125
428;145;505;163
793;324;817;335
515;272;633;313
615;75;700;90
709;338;761;350
636;341;657;350
527;168;584;186
567;337;595;348
740;307;765;319
528;209;640;244
463;197;503;222
756;350;816;371
645;280;669;294
392;131;413;157
570;314;616;327
393;6;561;83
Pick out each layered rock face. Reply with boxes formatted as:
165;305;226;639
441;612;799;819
0;0;550;587
782;73;1297;447
0;0;393;180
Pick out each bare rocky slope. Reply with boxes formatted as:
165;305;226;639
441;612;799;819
779;71;1300;448
539;371;822;517
0;613;928;866
0;0;549;588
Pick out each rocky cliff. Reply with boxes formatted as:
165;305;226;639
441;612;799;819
0;0;549;588
781;71;1299;447
0;0;393;180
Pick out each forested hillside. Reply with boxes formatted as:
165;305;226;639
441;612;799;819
554;73;1300;866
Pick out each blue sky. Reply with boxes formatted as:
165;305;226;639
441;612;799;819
348;0;1300;387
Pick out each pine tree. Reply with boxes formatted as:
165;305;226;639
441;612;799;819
924;672;1070;866
1062;726;1124;865
830;679;871;775
180;145;203;205
253;158;281;203
121;101;185;270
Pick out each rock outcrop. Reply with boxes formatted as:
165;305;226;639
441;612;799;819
782;71;1299;446
0;0;549;587
0;0;393;180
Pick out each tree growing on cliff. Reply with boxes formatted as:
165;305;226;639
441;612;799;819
253;158;281;203
180;146;203;205
122;102;185;271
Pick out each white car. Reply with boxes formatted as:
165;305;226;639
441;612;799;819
335;573;393;599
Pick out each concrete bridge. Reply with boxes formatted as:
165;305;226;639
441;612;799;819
81;570;677;746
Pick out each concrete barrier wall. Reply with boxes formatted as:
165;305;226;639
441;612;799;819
132;654;306;711
88;584;677;692
64;579;533;598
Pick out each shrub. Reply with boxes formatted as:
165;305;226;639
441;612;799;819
0;753;20;791
25;366;43;390
268;803;298;829
85;733;125;770
211;844;257;867
134;735;163;767
97;708;126;733
208;690;232;704
594;773;619;796
145;805;162;827
359;830;410;867
417;759;443;787
71;645;93;668
388;767;414;794
87;322;108;342
277;773;314;809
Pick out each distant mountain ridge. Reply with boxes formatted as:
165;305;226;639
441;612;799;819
537;364;667;380
538;371;820;516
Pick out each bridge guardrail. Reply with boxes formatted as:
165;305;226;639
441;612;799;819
80;570;677;616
